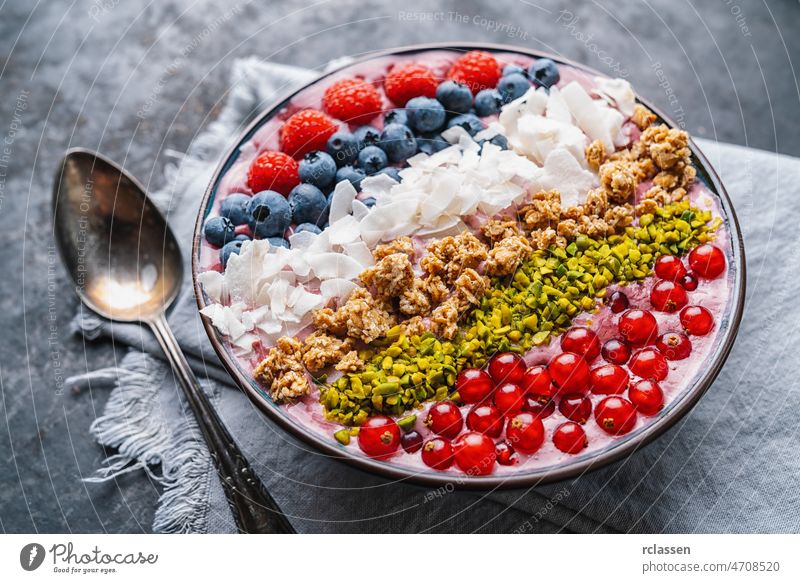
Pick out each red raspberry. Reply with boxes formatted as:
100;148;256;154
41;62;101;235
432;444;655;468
446;50;501;94
322;78;383;124
246;151;299;195
383;63;440;106
280;109;338;159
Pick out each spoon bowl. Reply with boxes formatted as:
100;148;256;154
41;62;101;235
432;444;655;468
52;149;181;322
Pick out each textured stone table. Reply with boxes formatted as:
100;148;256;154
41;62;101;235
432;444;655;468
0;0;797;533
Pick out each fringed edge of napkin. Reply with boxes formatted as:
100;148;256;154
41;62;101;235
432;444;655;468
66;351;214;533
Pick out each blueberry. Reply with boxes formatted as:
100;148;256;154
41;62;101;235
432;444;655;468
529;58;560;89
490;134;509;149
354;125;381;149
503;64;526;77
295;223;322;235
204;216;235;247
326;130;359;167
447;113;485;137
474;89;504;117
357;145;388;175
288;183;329;226
478;134;509;151
336;166;366;191
360;196;376;208
220;240;244;267
435;81;473;114
375;166;401;182
416;133;449;155
234;233;251;241
498;73;530;103
219;193;250;226
247;190;292;238
379;123;417;163
268;237;289;249
384;109;408;127
406;97;446;133
299;150;337;189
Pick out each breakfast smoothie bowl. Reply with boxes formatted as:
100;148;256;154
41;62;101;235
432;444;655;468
192;43;744;487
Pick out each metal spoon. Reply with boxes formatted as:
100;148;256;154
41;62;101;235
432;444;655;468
52;148;295;534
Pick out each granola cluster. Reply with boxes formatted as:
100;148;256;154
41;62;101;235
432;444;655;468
254;336;311;403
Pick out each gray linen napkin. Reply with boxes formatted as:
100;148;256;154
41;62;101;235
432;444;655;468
67;57;800;534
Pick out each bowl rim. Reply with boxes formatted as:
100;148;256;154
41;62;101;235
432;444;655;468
191;41;746;489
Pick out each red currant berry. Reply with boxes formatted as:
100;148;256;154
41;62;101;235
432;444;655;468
629;379;664;416
453;432;497;475
680;305;714;336
495;441;518;466
493;382;526;415
400;430;423;453
654;255;687;281
558;393;592;424
560;326;601;362
680;272;699;291
520;365;556;399
629;347;669;381
466;404;504;437
548;352;591;394
506;412;545;454
601;338;631;365
456;368;494;404
650;280;688;313
358;416;401;458
523;396;556;418
589;364;630;395
595;396;638;435
553;422;588;454
688;244;726;279
618;309;659;345
608;290;630;314
421;437;455;470
425;401;464;440
487;352;526;384
656;331;692;360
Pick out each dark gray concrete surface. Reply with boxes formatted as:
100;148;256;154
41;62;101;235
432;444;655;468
0;0;797;533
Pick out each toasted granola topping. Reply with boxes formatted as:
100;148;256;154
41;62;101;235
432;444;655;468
453;268;490;308
302;332;353;373
254;336;310;402
599;160;637;204
603;204;634;231
421;274;449;304
400;315;428;337
584;188;609;217
481;219;520;242
635;198;659;215
360;252;415;300
399;278;431;316
641;124;691;171
631;104;657;130
585;139;607;172
335;350;364;373
312;307;347;337
335;288;396;343
529;227;560;251
518;190;561;231
373;236;415;261
486;235;533;276
420;231;488;284
430;297;460;340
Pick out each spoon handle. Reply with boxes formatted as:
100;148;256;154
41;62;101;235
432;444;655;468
148;313;296;534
